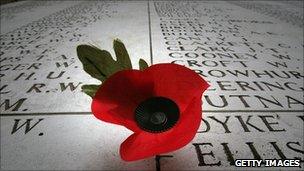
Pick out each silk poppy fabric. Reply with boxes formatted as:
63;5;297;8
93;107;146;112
92;63;209;161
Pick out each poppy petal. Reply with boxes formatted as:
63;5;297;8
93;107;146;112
92;64;209;133
92;70;154;132
145;64;209;113
120;97;202;161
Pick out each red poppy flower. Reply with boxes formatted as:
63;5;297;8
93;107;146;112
92;63;209;161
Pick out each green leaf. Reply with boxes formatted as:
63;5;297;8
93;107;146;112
81;84;100;98
113;39;132;69
77;45;122;81
139;58;148;70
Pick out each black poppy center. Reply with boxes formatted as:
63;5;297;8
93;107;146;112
135;97;180;133
150;112;167;125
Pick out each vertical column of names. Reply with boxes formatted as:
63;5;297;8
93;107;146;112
149;1;303;170
1;1;152;170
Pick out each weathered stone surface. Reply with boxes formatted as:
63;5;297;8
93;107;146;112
1;1;303;170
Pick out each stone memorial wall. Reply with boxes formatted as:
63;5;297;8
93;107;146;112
1;1;303;170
